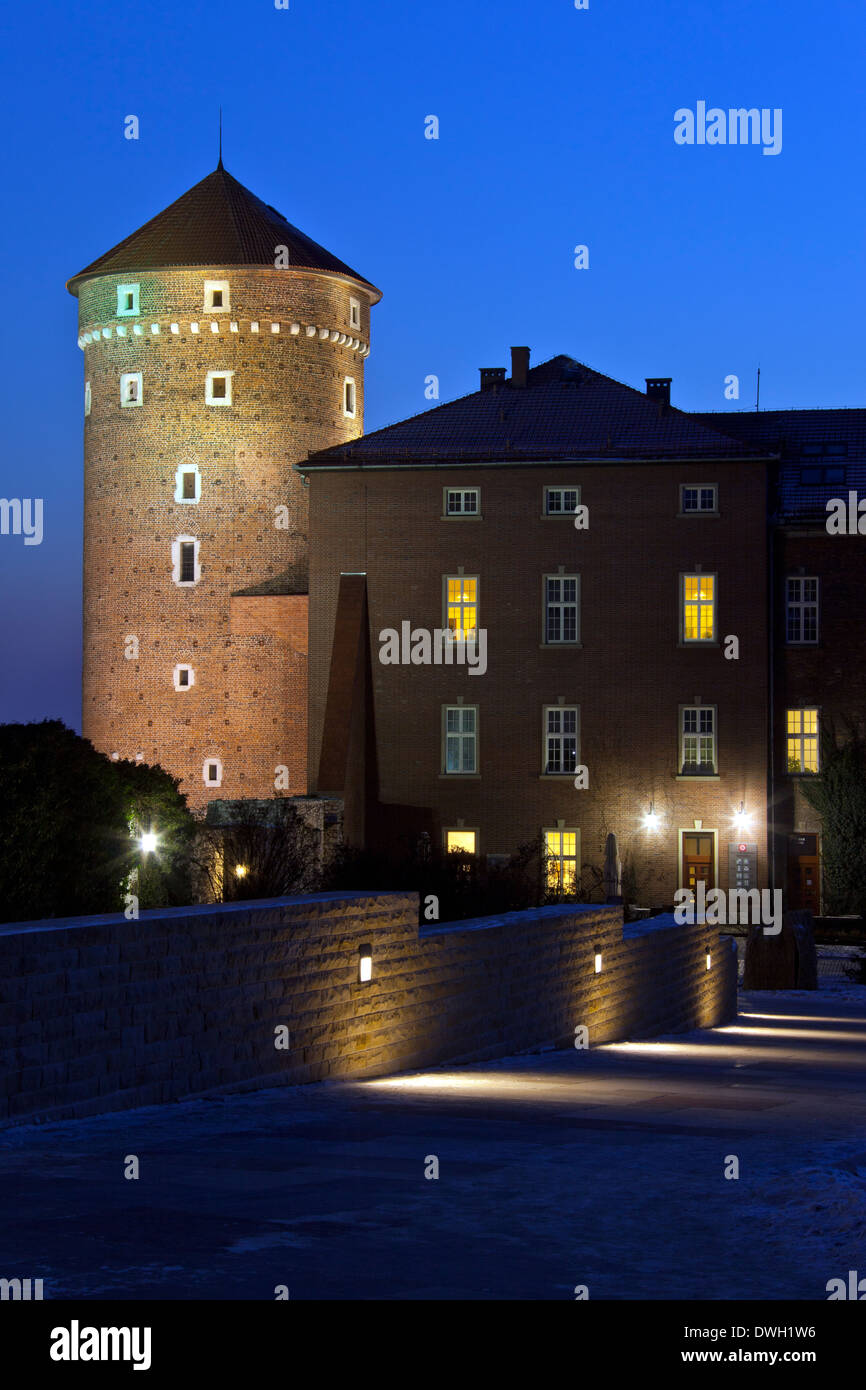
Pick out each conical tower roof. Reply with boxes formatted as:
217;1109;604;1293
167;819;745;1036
67;163;380;298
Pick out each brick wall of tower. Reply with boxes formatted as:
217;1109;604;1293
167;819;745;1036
77;266;373;807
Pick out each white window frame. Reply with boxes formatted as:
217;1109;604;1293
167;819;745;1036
84;380;91;417
679;704;717;775
349;296;361;330
543;574;580;644
785;576;819;645
786;708;820;775
343;377;356;418
120;371;143;408
174;464;201;505
204;279;230;313
116;283;140;317
544;827;580;894
205;370;233;406
173;663;195;691
203;757;223;788
544;485;581;517
443;487;480;518
444;828;478;856
172;535;201;587
442;704;478;775
542;705;579;775
680;572;717;643
680;483;718;515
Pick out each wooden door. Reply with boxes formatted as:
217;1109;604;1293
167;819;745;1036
682;833;715;892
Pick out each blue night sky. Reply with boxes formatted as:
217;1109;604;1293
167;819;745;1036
0;0;864;730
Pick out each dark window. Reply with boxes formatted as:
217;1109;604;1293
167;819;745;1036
208;763;218;781
180;542;195;583
182;471;196;499
125;293;134;311
825;465;846;484
800;467;823;485
211;376;227;399
178;668;190;687
211;289;223;307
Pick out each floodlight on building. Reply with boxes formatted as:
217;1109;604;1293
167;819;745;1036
644;801;660;831
359;945;373;983
234;864;248;878
733;801;751;832
140;832;158;854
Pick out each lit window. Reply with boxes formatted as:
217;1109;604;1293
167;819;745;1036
445;829;476;855
204;280;230;312
444;488;480;516
172;536;200;587
443;705;477;774
205;370;233;405
175;465;201;504
682;573;715;642
173;663;195;691
116;283;140;317
787;708;819;774
349;297;361;330
120;372;143;407
203;758;223;787
680;484;717;514
343;377;356;418
544;575;579;643
84;380;91;417
544;829;579;894
544;706;578;774
544;486;580;516
445;576;478;641
680;706;716;774
786;577;819;644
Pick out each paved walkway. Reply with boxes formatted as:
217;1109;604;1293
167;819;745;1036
1;984;865;1299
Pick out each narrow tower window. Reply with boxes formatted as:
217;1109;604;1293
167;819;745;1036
173;663;195;691
204;280;230;312
174;465;201;504
206;370;233;405
343;377;356;418
172;536;200;587
116;283;140;317
203;758;223;787
84;380;91;417
349;297;361;330
120;372;143;407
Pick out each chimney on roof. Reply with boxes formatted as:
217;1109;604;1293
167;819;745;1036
645;377;672;407
479;367;506;392
510;346;530;388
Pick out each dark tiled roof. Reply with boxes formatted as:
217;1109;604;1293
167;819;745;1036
302;357;765;467
67;164;379;296
695;409;866;522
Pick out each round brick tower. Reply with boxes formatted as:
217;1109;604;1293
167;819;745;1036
68;161;380;806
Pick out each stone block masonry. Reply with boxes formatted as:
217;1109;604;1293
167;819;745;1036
0;894;737;1128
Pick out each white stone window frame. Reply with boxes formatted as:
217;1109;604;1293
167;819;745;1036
442;703;478;775
84;380;91;417
172;535;201;587
679;703;718;776
543;573;580;645
120;371;143;408
544;485;581;517
443;487;480;518
173;663;196;691
116;283;140;317
205;370;234;406
679;483;719;516
349;296;361;330
542;704;580;776
204;279;230;313
203;757;223;788
785;575;820;645
174;464;202;505
343;376;357;419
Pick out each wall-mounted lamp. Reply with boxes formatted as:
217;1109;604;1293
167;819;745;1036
706;948;713;971
359;945;372;983
732;801;751;832
234;864;248;878
139;831;158;854
594;949;603;974
644;801;660;831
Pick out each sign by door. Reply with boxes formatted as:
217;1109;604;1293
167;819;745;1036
728;842;757;891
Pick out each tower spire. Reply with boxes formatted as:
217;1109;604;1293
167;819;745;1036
218;107;223;169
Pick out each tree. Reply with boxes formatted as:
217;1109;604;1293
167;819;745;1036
114;758;196;909
801;721;866;916
195;798;322;903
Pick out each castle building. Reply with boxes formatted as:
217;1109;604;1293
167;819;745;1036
68;161;380;806
301;352;774;907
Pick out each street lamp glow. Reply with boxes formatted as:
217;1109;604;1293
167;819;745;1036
234;864;248;878
140;832;158;854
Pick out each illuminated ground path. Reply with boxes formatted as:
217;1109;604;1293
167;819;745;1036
1;984;865;1300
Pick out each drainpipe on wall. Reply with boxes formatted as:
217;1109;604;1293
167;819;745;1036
767;474;777;898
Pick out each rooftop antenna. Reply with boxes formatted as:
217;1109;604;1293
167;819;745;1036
218;106;223;168
755;365;761;412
